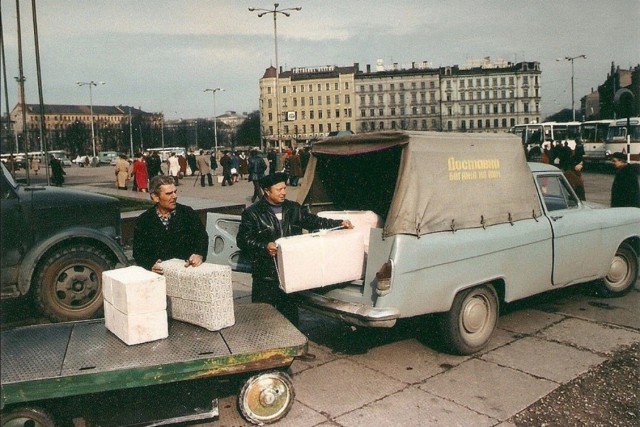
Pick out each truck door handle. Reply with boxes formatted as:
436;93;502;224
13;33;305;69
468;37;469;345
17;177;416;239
550;215;563;221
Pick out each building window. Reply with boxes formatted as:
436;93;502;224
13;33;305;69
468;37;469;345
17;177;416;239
327;96;331;104
318;110;323;119
318;96;322;105
301;98;305;106
378;84;383;91
309;97;314;106
310;110;314;119
379;108;384;116
494;119;499;128
268;113;273;121
268;99;272;108
335;109;340;118
319;123;324;132
267;87;272;94
361;109;366;117
379;121;384;130
345;82;350;90
421;119;427;129
390;83;395;90
370;109;375;117
335;95;340;104
369;84;374;92
345;94;351;104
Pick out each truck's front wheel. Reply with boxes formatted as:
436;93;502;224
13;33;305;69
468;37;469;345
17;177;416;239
33;245;114;322
439;285;498;355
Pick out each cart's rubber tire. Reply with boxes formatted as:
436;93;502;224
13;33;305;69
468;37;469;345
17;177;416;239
439;284;499;355
238;371;295;425
596;243;638;298
33;245;114;322
1;406;56;427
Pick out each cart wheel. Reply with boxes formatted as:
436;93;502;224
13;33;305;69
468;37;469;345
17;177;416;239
238;371;295;425
1;406;56;427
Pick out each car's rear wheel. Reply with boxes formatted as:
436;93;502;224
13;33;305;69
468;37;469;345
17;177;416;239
597;243;638;298
439;284;499;355
33;245;114;322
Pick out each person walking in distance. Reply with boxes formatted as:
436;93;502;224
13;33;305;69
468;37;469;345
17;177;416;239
247;148;267;203
219;150;233;186
115;153;129;190
197;149;214;187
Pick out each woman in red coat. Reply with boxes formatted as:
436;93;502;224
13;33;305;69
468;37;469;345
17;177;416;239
130;152;149;192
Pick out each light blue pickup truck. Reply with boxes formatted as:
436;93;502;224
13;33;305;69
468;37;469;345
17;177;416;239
208;131;639;355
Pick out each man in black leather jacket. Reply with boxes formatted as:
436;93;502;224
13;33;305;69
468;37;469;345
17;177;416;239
237;172;352;326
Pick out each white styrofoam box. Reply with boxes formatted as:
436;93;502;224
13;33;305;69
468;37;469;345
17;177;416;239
275;229;365;293
104;300;168;345
317;210;382;252
102;266;166;314
160;259;235;331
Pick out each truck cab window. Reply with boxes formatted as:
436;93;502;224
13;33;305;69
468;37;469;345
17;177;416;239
537;175;578;211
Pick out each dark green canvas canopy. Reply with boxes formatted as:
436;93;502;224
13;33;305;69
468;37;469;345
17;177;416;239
296;131;542;237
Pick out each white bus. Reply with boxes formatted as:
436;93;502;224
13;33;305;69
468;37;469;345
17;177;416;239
581;120;615;165
604;117;640;164
540;121;581;150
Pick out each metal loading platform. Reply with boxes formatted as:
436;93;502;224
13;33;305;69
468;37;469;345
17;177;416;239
1;303;307;425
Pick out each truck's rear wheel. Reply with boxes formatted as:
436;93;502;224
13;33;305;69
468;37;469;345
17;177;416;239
1;406;56;427
33;245;114;322
597;243;638;298
439;284;498;355
238;371;295;425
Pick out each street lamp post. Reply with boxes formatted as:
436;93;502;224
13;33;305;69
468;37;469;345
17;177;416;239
556;55;586;121
76;80;105;158
249;3;301;152
204;88;224;153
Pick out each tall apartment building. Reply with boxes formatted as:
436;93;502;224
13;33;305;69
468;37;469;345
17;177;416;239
258;58;541;148
259;64;357;149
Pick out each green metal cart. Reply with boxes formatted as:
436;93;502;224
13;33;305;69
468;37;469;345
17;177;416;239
1;303;307;426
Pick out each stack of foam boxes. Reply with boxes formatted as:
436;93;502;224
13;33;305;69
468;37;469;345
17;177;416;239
161;259;235;331
102;266;168;345
275;228;365;293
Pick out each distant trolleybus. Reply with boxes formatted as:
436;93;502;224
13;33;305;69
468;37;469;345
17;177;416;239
581;119;614;165
604;117;640;164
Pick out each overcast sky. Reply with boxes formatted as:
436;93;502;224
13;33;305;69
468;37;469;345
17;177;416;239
2;0;639;120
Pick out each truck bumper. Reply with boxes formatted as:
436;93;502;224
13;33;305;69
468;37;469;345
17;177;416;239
296;292;400;328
